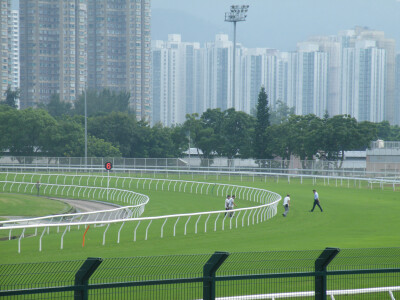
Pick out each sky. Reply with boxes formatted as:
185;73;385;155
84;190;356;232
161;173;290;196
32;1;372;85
151;0;400;51
12;0;400;51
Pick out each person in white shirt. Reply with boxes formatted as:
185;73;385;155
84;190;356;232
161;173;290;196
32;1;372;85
282;194;290;217
225;195;231;216
228;195;237;217
310;189;323;212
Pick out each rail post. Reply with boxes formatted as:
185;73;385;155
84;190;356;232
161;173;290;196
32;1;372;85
203;251;229;300
315;247;340;300
74;257;103;300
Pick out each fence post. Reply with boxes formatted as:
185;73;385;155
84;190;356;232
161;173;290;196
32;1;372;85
203;251;229;300
315;247;340;300
74;257;103;300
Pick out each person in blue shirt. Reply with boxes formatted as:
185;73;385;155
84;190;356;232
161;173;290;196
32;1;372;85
310;189;323;212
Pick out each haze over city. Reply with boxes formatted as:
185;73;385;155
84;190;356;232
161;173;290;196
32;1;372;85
12;0;400;50
151;0;400;51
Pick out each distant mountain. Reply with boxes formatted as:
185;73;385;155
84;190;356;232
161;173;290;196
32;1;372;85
151;8;228;44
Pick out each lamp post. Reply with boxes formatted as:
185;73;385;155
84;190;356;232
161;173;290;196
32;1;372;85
84;88;87;169
224;5;249;107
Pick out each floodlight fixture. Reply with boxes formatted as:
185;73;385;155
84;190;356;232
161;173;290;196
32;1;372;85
224;5;249;107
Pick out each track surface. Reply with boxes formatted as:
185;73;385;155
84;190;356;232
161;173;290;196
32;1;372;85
54;199;118;213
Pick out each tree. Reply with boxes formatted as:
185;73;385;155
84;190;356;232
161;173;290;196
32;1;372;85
267;122;292;164
74;88;131;117
286;114;324;168
269;100;295;125
183;113;218;166
88;112;136;157
86;136;121;157
320;115;359;168
220;108;254;160
200;108;224;155
0;108;57;158
3;86;19;109
254;87;272;161
39;94;72;118
147;124;181;158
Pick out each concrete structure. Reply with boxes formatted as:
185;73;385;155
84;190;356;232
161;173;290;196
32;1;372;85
296;42;328;117
19;0;151;121
0;0;11;101
367;141;400;174
19;0;87;108
152;26;396;126
205;34;233;111
341;40;386;122
152;34;201;126
87;0;151;121
307;36;341;116
339;28;395;124
9;9;19;91
395;53;400;126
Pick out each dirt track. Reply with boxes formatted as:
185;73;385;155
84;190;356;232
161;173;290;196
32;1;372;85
53;198;119;213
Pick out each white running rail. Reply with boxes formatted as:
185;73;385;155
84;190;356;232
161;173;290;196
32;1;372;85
0;172;281;252
213;285;400;299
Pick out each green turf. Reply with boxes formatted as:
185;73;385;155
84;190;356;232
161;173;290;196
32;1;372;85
0;193;71;218
0;174;399;265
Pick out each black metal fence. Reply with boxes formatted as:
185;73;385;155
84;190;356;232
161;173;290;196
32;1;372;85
1;248;399;299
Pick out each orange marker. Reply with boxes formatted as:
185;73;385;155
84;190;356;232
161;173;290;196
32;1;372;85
82;225;90;247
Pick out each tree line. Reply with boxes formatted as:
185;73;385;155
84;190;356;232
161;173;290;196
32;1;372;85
1;87;400;163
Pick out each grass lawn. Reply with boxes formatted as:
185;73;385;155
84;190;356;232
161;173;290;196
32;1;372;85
0;193;71;218
0;174;399;265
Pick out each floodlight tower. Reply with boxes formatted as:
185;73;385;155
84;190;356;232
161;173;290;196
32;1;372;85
225;5;249;107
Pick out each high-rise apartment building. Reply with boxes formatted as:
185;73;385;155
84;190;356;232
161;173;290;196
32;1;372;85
152;34;201;126
205;34;232;112
296;42;328;117
341;40;385;122
240;48;265;114
152;27;396;126
19;0;87;108
19;0;151;120
0;0;11;101
339;28;395;124
395;54;400;126
307;36;341;116
87;0;151;121
10;9;19;91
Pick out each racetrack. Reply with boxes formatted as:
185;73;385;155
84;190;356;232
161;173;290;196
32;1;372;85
53;198;120;213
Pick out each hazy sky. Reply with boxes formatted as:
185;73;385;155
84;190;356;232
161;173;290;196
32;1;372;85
152;0;400;51
12;0;400;51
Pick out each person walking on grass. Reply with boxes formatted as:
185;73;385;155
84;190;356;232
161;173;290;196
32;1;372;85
229;195;237;217
225;195;231;216
310;189;323;212
282;194;290;217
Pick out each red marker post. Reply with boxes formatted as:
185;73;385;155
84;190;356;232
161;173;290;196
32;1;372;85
105;162;112;200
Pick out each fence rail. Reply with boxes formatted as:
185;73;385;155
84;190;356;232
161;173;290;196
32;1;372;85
0;248;399;300
1;155;400;178
0;172;281;252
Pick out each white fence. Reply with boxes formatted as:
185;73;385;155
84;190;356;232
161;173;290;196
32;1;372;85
215;285;400;299
0;172;281;252
2;155;400;178
2;165;400;191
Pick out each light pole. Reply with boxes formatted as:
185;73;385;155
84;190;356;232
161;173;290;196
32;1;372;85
225;5;249;107
84;88;87;169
